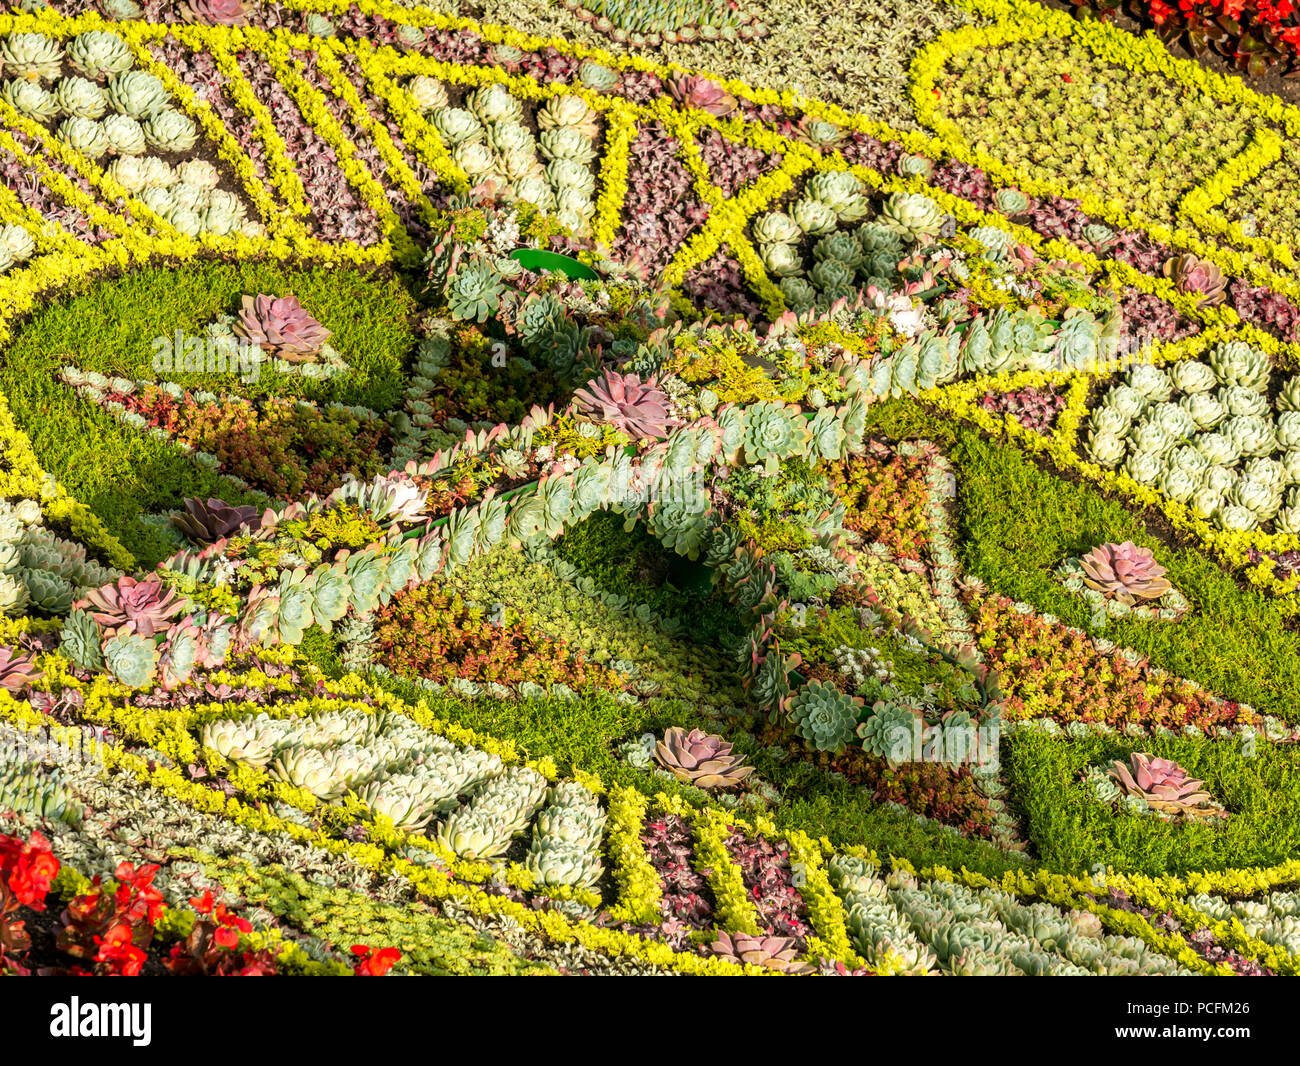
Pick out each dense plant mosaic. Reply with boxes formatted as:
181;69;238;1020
1;0;1300;980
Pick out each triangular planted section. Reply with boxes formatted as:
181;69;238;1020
357;45;616;243
0;25;264;243
613;119;711;274
227;33;386;248
693;124;785;201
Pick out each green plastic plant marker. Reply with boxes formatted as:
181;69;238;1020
509;248;600;280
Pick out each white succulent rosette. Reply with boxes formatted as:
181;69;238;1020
102;113;147;156
407;75;448;112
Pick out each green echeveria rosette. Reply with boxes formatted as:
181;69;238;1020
741;402;810;473
857;700;917;762
787;679;863;753
0;33;64;82
445;259;506;323
102;632;158;687
106;69;171;119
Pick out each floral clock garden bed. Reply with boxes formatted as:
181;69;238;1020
0;0;1298;990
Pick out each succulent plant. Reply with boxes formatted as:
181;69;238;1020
573;369;677;440
791;116;846;147
1224;415;1277;458
753;211;800;246
452;140;498;180
708;931;812;974
58;609;104;672
811;257;856;292
857;700;917;762
992;187;1030;215
100;113;146;155
759;241;803;277
1231;477;1282;519
407;75;448;112
300;11;334;35
22;569;74;614
201;717;274;768
1194;431;1239;467
1163;254;1226;308
539;127;597;165
1103;383;1149;421
1221;384;1269;419
356;775;434;832
666;73;737;117
431;108;483;147
789;197;838;237
331;473;427;527
1128;366;1173;404
1179;391;1225;431
880;192;945;240
1128;421;1173;456
106;154;163;193
0;33;64;82
466;83;524;125
546;157;596;196
0;224;35;264
445;259;505;323
171;497;259;545
1157;466;1198;503
309;564;350;632
779;276;817;314
0;753;81;827
55;76;108;119
487;121;535;158
1169;360;1218;395
786;679;862;753
1108;752;1223;820
1217;503;1259;530
67;30;134;80
526;785;605;889
742;401;809;471
181;0;250;25
538;95;600;139
80;575;185;638
274;569;316;646
235;293;331;361
1208;341;1271;393
0;645;40;692
102;632;158;687
142;108;198;153
525;840;603;889
204;191;247;235
1078;542;1171;606
1275;413;1300;453
805;170;869;221
344;551;389;615
3;77;58;119
270;745;348;800
896;152;934;180
57;117;110;159
435;806;515;859
103;0;143;19
578;60;619;92
436;767;548;859
173;159;219;190
653;727;753;790
107;70;170;118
